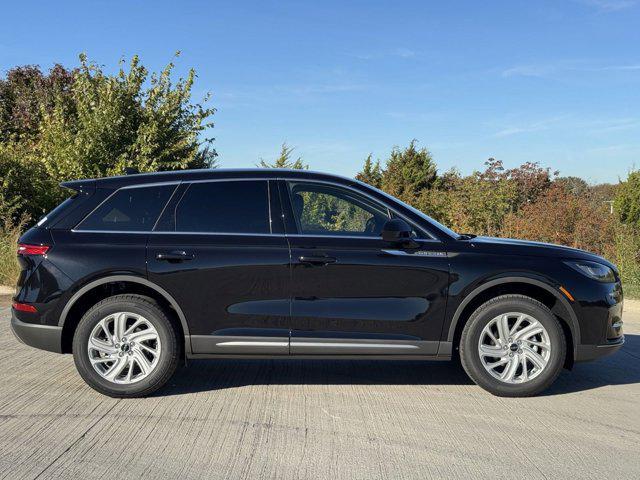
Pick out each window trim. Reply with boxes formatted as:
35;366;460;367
72;183;179;233
159;178;273;235
71;176;441;241
281;178;438;242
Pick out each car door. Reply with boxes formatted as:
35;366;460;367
279;179;450;356
147;179;291;355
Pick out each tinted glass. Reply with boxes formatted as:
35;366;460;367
289;182;390;236
174;181;270;233
78;185;175;231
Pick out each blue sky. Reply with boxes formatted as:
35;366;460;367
2;0;639;183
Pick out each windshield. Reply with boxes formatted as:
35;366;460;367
360;183;460;239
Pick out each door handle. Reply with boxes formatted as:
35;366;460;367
156;250;194;262
298;255;337;266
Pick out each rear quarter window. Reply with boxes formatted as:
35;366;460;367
77;185;176;232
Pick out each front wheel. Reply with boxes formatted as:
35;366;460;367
459;294;566;397
72;294;180;398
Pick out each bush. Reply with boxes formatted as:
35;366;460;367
615;224;640;298
0;213;24;287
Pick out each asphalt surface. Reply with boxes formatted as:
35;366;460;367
0;297;639;480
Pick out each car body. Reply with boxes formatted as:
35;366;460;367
10;168;624;397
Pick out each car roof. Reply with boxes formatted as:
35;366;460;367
61;168;357;191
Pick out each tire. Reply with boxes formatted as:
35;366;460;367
72;294;181;398
459;294;566;397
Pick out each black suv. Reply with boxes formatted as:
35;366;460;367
11;169;624;397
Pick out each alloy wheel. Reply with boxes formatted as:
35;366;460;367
477;312;551;384
87;312;161;384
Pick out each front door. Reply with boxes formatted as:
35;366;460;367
147;179;291;355
280;180;449;356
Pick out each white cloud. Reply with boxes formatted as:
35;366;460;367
501;61;640;78
576;0;638;11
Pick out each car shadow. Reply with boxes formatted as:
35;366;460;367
154;334;640;397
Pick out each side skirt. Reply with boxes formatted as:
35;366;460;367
186;353;452;360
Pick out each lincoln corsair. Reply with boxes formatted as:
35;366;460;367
10;169;624;397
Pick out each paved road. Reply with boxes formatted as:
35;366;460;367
1;299;639;480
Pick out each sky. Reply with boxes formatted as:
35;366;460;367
1;0;639;183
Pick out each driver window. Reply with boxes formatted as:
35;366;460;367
288;182;390;236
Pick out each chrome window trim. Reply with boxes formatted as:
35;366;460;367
279;177;439;241
120;181;182;189
73;183;180;233
70;229;285;237
68;229;439;242
169;178;272;235
71;175;442;241
286;233;439;242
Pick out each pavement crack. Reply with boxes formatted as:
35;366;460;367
31;400;121;480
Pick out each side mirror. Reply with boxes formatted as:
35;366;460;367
381;218;413;243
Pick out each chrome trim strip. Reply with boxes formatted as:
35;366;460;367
382;249;447;256
120;181;182;189
216;340;289;347
71;230;284;236
71;176;443;240
290;342;418;349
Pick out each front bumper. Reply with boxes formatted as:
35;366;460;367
11;312;63;353
575;336;625;362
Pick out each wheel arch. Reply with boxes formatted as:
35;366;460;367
58;275;190;354
446;276;579;364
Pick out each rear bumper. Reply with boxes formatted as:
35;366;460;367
575;336;624;362
11;312;63;353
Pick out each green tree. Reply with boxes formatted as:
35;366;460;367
188;145;219;169
614;170;640;228
0;53;215;222
355;154;382;188
380;140;437;202
38;53;215;183
258;143;307;169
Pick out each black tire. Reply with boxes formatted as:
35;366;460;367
72;294;181;398
459;294;566;397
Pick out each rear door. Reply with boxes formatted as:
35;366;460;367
280;179;450;356
147;179;291;355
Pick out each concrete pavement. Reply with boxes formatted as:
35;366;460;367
0;298;639;479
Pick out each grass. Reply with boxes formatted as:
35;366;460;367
0;218;24;287
624;283;640;300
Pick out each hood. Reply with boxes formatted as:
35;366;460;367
467;236;617;269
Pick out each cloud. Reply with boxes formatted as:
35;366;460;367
493;116;569;137
492;115;640;138
393;48;416;58
576;0;638;11
501;61;640;78
350;48;418;61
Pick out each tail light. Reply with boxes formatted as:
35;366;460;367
12;302;38;313
17;244;50;256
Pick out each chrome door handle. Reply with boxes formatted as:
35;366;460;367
156;250;194;262
298;255;337;266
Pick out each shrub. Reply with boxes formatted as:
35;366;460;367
0;211;25;287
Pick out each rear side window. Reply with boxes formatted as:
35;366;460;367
77;185;175;231
172;180;270;234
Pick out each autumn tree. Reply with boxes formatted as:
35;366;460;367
502;184;615;257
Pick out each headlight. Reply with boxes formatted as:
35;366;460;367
564;261;616;283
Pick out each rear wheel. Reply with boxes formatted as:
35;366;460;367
459;294;566;397
72;294;180;398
